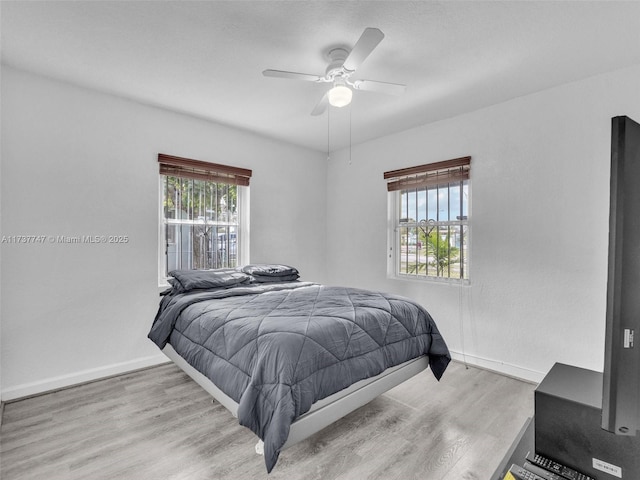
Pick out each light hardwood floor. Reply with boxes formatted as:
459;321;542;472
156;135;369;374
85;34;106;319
0;361;535;480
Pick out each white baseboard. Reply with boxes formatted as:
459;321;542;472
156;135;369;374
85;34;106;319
449;350;545;384
1;354;170;402
2;351;543;402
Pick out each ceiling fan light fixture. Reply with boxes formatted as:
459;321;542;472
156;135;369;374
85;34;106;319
328;84;352;108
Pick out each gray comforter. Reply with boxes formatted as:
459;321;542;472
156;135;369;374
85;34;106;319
148;281;450;472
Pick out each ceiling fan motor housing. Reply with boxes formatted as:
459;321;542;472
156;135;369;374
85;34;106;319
325;47;352;79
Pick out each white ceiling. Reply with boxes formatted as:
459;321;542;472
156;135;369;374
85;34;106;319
3;1;640;152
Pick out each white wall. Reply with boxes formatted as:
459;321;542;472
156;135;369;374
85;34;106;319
325;64;640;383
0;67;327;400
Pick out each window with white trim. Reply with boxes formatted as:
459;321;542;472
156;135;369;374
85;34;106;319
385;156;470;281
158;154;251;279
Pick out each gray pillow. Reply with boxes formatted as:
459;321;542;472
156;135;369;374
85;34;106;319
241;264;299;277
250;274;299;283
169;268;251;292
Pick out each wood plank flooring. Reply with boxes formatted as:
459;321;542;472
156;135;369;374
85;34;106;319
0;361;535;480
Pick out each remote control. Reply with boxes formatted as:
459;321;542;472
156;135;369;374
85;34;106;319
524;461;564;480
506;464;546;480
525;452;596;480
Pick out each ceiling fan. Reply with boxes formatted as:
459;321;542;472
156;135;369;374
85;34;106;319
263;27;406;116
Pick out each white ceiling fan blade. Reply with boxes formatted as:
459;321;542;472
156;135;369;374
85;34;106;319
342;27;385;73
262;69;325;82
311;93;329;116
352;79;406;96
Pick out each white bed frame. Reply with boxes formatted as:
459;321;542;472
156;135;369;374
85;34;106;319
162;344;429;450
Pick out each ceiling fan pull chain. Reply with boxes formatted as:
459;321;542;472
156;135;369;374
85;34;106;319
349;105;352;165
327;104;331;161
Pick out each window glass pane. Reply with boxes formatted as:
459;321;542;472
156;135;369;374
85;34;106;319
162;176;241;275
166;178;176;218
406;189;416;222
401;226;419;275
462;181;469;218
427;187;438;222
398;225;408;274
449;182;461;220
417;188;427;222
183;179;193;220
438;185;449;221
461;224;468;280
400;190;408;222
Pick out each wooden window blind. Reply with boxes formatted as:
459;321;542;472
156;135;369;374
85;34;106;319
383;156;471;192
158;153;252;186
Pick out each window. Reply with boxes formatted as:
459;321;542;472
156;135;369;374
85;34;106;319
158;154;251;279
385;156;470;281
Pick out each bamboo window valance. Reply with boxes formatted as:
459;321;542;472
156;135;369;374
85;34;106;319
383;156;471;192
158;153;253;186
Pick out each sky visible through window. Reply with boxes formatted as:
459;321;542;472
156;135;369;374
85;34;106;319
400;182;468;222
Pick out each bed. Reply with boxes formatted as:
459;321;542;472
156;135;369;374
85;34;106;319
148;265;450;473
